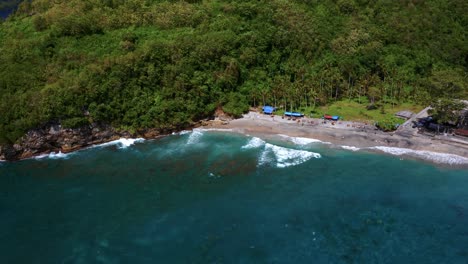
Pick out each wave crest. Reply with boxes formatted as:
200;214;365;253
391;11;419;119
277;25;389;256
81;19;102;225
92;138;145;149
178;130;192;135
260;143;321;168
341;145;360;151
369;146;468;165
242;137;266;149
187;130;203;144
279;134;329;145
35;151;71;160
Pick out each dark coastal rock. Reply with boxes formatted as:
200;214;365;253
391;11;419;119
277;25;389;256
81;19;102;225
0;121;199;161
0;124;120;161
140;128;160;138
1;145;19;160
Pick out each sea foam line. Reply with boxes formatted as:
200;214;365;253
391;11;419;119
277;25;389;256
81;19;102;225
259;143;321;168
90;138;145;149
242;137;266;149
278;134;330;145
185;128;235;145
31;138;145;161
242;136;322;168
369;146;468;165
341;145;360;151
34;151;72;160
186;130;203;144
178;130;192;135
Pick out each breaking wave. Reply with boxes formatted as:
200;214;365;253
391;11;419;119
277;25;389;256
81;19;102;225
369;146;468;165
278;134;330;145
186;128;234;145
240;136;321;168
92;138;145;149
35;151;72;160
187;130;204;144
335;145;467;165
259;143;321;168
29;138;144;161
242;137;266;149
341;145;360;152
178;130;192;135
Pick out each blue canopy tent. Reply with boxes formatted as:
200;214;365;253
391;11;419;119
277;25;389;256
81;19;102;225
262;106;275;114
284;111;304;117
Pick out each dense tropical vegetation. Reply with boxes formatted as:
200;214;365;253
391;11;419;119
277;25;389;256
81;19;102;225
0;0;467;143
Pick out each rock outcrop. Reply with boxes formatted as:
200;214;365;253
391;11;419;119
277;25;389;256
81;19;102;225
0;123;183;161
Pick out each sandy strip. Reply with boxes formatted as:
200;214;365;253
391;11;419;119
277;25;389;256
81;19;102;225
204;112;468;167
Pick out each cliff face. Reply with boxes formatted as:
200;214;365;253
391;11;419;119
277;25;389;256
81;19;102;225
0;124;165;161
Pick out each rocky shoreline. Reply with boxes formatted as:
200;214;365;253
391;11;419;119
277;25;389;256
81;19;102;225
0;123;192;161
0;107;236;161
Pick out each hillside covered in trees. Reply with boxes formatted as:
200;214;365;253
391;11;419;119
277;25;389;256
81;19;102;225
0;0;467;144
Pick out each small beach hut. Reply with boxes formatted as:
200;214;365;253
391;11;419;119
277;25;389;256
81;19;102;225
262;106;275;115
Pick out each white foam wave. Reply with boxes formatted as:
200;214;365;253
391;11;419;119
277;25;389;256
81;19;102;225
186;128;235;144
187;130;203;144
341;145;360;151
242;137;266;149
279;134;329;145
49;151;70;159
35;151;71;160
118;138;145;148
92;138;145;149
178;130;192;135
260;143;321;168
369;146;468;165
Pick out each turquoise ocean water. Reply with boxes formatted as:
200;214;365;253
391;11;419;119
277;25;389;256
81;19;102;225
1;130;467;263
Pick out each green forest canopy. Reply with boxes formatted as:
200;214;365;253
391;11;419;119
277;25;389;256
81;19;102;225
0;0;467;143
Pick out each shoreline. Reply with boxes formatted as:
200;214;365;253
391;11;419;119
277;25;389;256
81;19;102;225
203;112;468;167
0;123;195;161
1;112;468;167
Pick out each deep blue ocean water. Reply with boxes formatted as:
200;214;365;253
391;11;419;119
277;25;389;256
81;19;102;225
1;131;467;263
